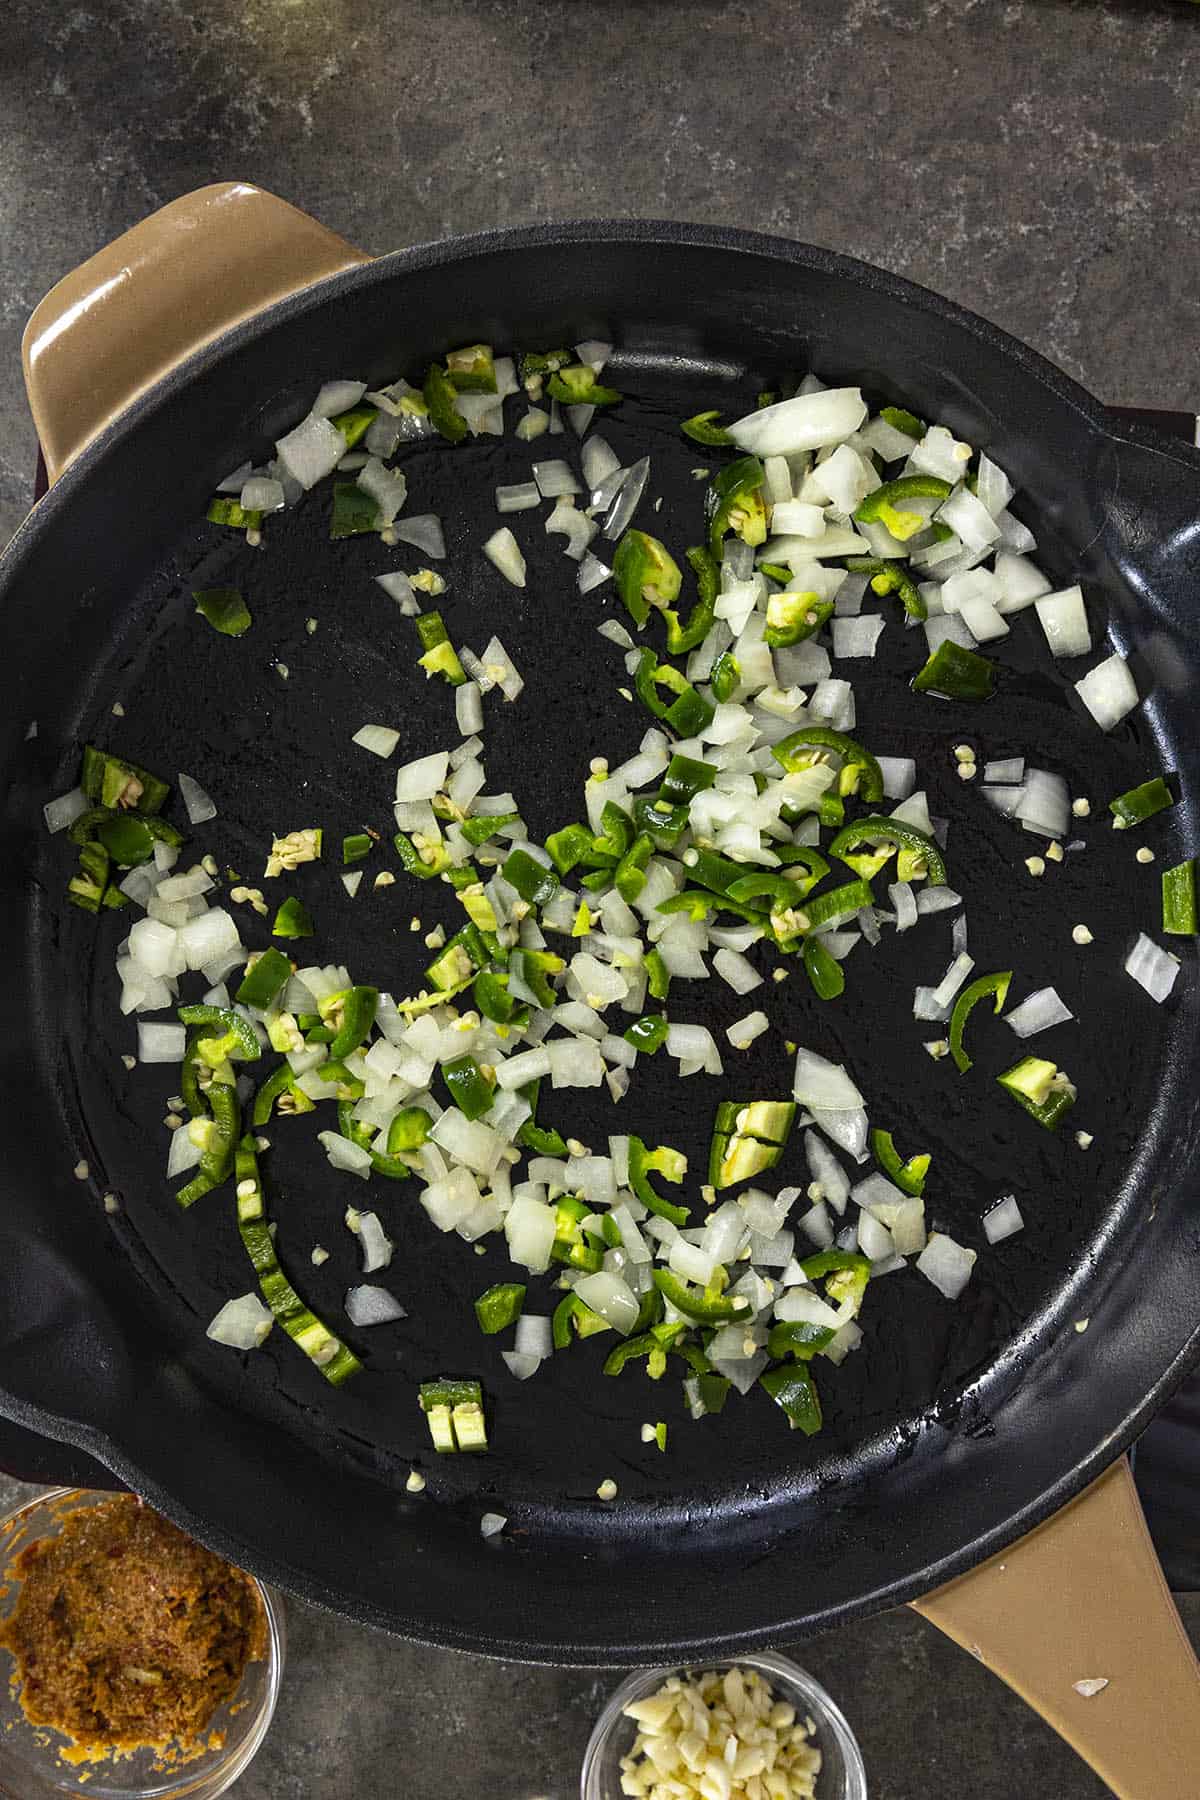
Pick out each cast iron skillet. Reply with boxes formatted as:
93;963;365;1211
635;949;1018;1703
2;214;1199;1671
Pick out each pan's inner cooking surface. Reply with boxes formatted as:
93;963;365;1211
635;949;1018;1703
57;357;1161;1527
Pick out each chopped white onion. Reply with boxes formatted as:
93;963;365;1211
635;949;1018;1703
728;388;867;457
275;414;345;489
532;459;581;498
831;615;886;659
136;1021;186;1063
496;482;540;513
502;1350;542;1381
353;723;401;759
393;514;446;558
573;1270;639;1335
515;1314;553;1360
43;788;89;834
479;1511;508;1538
207;1293;273;1349
983;1195;1025;1244
581;435;621;491
1035;586;1091;659
345;1284;407;1326
318;1131;373;1178
394;750;448;802
603;456;650;539
483;527;527;588
1075;653;1139;732
917;1232;977;1299
713;947;762;995
1005;987;1074;1038
877;756;915;801
178;771;218;825
1125;932;1179;1003
793;1047;863;1112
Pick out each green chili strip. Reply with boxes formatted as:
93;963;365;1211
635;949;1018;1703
414;610;467;685
948;971;1012;1072
475;1283;526;1335
193;587;251;637
80;746;170;816
545;822;594;875
625;1014;668;1053
705;455;767;558
423;363;468;443
633;649;714;736
502;847;559;907
653;1268;747;1324
798;878;875;935
764;591;834;650
997;1056;1076;1130
1110;776;1174;829
236;948;292;1011
772;727;884;802
760;1364;823;1435
663;546;719;655
272;896;314;938
446;344;497;393
613;530;683;629
330;404;377;447
177;1004;260;1061
235;1137;361;1383
628;1137;689;1226
828;816;947;886
680;410;733;447
767;1320;837;1361
853;475;952;540
418;1378;487;1452
870;1128;930;1197
645;947;671;1002
710;652;740;703
207;497;263;531
177;1082;241;1207
251;1063;313;1126
880;405;925;439
802;935;845;1000
913;637;997;701
546;365;621;406
844;556;926;621
442;1054;493;1120
1163;860;1197;936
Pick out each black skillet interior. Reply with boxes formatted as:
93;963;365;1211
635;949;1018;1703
2;225;1199;1660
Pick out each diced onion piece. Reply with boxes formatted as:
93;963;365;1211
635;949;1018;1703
532;459;581;498
578;553;611;595
727;388;867;457
877;756;915;801
793;1046;863;1111
392;514;445;558
504;1196;557;1272
455;682;484;736
936;486;1001;552
1015;768;1069;839
889;882;918;932
311;379;367;418
137;1021;186;1063
581;435;621;491
515;1314;552;1360
1075;654;1139;732
207;1293;273;1349
916;885;962;915
916;1232;977;1298
832;615;886;659
376;571;418;613
983;1195;1024;1244
603;457;650;539
713;947;762;995
1005;986;1074;1038
993;553;1052;613
1125;931;1179;1003
573;1270;639;1336
479;1511;507;1538
318;1131;373;1178
353;723;401;758
502;1350;542;1381
350;1208;394;1273
481;635;524;702
1035;586;1091;659
275;414;345;489
43;788;89;834
983;757;1025;784
483;527;527;588
175;771;217;825
345;1284;407;1326
545;497;597;560
178;908;241;972
726;1010;768;1049
496;482;540;513
931;951;975;1012
395;750;448;801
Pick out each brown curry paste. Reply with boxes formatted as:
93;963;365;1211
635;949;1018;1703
0;1495;266;1759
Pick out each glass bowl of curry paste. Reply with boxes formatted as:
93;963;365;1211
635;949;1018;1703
0;1488;285;1798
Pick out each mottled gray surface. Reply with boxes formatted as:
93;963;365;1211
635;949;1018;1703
3;0;1199;1794
1;1462;1197;1800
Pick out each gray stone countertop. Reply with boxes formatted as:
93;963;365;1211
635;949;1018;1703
2;0;1199;1794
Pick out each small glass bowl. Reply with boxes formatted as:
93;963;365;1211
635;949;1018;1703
0;1487;285;1800
581;1650;867;1800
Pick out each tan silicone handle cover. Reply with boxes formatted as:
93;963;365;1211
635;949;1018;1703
22;181;371;482
913;1456;1200;1797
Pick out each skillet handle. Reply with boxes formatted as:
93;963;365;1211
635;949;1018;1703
913;1457;1200;1797
22;181;371;483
